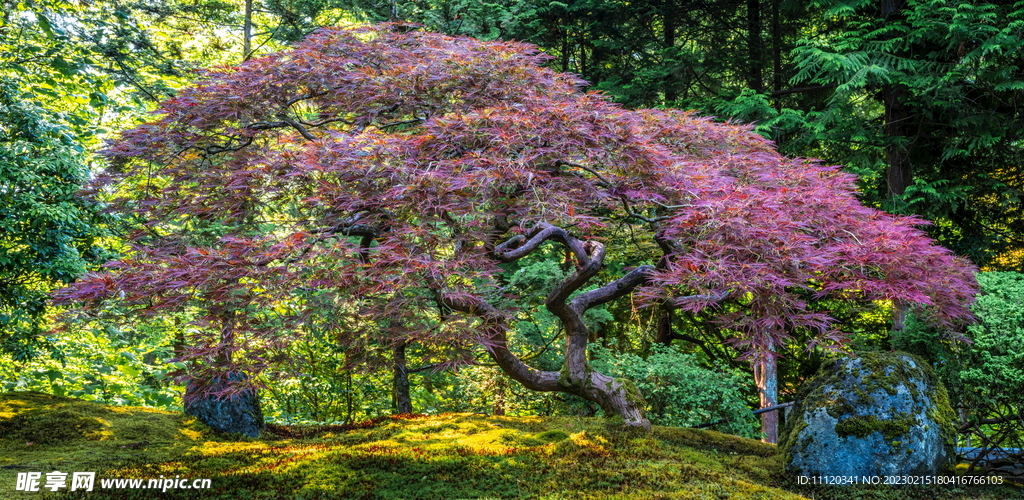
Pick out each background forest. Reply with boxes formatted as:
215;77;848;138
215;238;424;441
1;0;1022;464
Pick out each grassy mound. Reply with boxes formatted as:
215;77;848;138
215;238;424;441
0;392;1019;499
0;392;203;446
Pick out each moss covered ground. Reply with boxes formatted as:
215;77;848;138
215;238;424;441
0;392;1019;499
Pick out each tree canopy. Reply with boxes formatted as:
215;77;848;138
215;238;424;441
58;24;978;428
0;79;108;360
0;0;122;359
351;0;1024;270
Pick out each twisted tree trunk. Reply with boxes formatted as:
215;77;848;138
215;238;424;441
444;222;653;429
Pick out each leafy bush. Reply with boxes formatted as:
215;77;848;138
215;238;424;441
959;272;1024;411
891;272;1024;451
0;321;180;409
591;345;758;438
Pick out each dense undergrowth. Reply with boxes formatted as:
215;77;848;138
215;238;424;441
0;392;1019;499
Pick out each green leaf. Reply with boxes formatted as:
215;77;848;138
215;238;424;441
43;369;63;383
34;11;55;39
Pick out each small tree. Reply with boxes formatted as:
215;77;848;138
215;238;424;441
894;272;1024;462
59;25;977;429
0;79;109;360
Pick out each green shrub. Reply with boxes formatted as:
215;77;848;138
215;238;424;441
959;272;1024;410
891;272;1024;449
591;344;758;438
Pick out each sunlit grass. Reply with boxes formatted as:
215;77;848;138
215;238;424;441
0;392;1019;499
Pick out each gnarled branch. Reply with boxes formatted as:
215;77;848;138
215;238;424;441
493;222;589;264
572;265;654;312
436;291;560;392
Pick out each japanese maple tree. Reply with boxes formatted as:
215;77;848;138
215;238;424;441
58;24;977;429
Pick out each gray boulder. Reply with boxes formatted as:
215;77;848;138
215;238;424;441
781;351;956;477
183;373;263;438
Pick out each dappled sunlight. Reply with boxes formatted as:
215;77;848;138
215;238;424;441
3;393;1020;498
2;0;1023;496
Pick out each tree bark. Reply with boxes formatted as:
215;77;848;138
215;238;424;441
753;347;778;443
771;0;782;112
882;0;911;198
884;83;912;198
655;304;674;346
389;0;400;22
393;341;412;414
243;0;253;62
492;374;506;416
345;371;354;424
891;299;909;332
747;0;763;92
561;24;570;73
663;4;677;103
184;371;263;437
442;222;655;429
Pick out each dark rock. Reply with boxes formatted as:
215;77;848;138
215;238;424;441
184;373;263;438
781;351;956;477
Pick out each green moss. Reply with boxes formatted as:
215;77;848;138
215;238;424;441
1;392;1011;500
860;352;958;465
856;351;928;400
779;356;847;457
416;422;460;434
562;363;648;427
498;430;546;447
834;414;914;440
923;363;959;454
654;427;776;457
825;396;855;418
603;414;625;427
534;430;570;442
558;361;588;390
493;427;571;448
0;391;193;445
778;411;808;456
615;377;646;409
0;407;109;444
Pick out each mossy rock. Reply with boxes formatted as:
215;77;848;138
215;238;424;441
781;351;956;477
534;430;570;442
184;373;264;438
0;391;115;444
114;413;187;442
